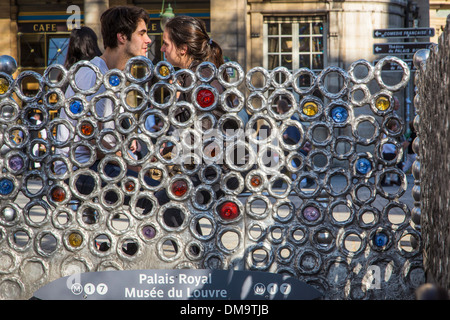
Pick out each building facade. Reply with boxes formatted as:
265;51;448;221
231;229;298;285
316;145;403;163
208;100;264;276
429;0;450;42
0;0;435;120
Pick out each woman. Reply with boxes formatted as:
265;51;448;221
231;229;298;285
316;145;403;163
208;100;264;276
161;15;225;72
157;16;236;230
64;26;102;70
161;15;228;124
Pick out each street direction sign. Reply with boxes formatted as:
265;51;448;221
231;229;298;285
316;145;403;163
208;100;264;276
373;27;435;38
374;59;414;71
373;42;433;55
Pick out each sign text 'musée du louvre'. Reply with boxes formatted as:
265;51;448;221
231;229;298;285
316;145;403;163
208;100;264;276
32;269;322;301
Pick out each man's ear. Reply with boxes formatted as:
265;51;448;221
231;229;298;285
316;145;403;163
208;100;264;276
117;32;128;45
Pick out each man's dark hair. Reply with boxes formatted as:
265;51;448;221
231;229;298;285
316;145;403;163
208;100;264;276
100;6;149;49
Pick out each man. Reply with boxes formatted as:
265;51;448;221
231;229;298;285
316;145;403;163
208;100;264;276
54;6;151;196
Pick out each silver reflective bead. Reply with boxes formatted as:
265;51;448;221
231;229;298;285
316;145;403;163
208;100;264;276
0;55;17;75
1;207;16;221
413;49;430;69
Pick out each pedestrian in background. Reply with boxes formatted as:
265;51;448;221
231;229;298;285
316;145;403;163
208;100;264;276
64;26;102;70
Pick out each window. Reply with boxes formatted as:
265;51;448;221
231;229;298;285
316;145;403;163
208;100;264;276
264;16;326;72
19;34;46;68
48;36;70;66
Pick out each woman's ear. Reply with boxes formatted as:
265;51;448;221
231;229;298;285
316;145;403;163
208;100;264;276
178;44;188;56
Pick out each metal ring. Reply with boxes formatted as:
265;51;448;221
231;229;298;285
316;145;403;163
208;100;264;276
124;56;154;84
168;101;196;129
245;66;272;92
96;128;122;155
270;66;292;88
69;169;101;201
221;171;245;196
43;63;68;88
157;202;189;232
166;174;194;201
217;113;245;141
267;89;297;121
139;108;169;139
374;56;410;91
138;162;168;192
68;60;103;95
218;61;244;88
97;155;127;184
149;81;177;110
195;61;217;83
272;199;295;223
279;118;305;152
220;87;245;113
352;115;380;146
348;59;374;84
191;184;216;211
298;96;324;122
120;84;149;113
225;141;256;172
325;99;353;127
43;88;65;110
246;91;267;114
172;68;197;92
317;66;350;100
245;113;277;146
69;140;97;169
245;169;268;193
292;68;317;95
349;84;371;107
14;70;44;103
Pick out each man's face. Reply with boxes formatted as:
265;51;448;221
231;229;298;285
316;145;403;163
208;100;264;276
125;19;151;57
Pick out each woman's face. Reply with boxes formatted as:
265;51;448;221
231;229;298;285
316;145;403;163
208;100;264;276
161;29;189;68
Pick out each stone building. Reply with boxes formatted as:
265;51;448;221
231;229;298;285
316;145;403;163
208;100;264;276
0;0;435;122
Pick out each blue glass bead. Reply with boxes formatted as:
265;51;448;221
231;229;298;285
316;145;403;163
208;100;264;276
374;232;388;247
331;106;348;123
69;100;83;114
0;178;14;195
303;206;320;222
8;156;24;171
109;75;120;86
356;158;372;175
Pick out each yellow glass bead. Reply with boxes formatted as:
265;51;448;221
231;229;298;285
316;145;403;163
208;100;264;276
302;101;318;116
159;66;170;77
376;96;390;111
68;232;83;247
0;78;9;95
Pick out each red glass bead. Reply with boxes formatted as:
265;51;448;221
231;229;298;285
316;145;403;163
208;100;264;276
171;180;188;197
197;89;214;108
219;201;239;220
51;186;66;202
